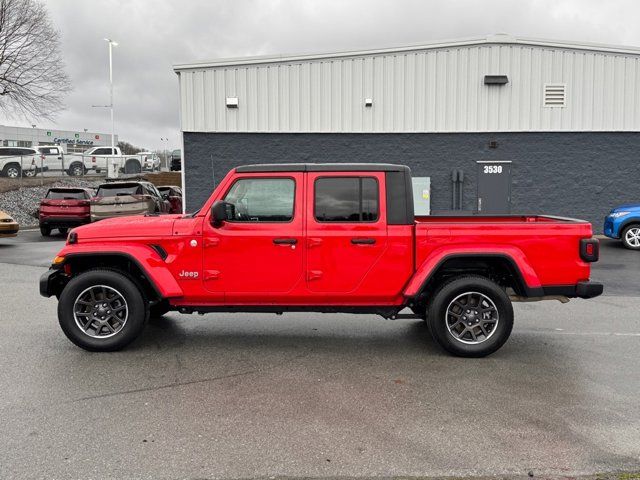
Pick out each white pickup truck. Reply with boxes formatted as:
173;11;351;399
31;146;145;176
81;146;144;175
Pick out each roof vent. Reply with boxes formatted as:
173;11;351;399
543;84;566;107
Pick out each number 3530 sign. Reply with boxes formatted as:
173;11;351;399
483;165;503;174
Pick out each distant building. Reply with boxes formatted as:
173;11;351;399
0;125;117;154
174;34;640;229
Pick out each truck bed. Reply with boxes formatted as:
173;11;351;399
413;214;593;289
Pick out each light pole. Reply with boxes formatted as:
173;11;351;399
105;38;118;177
161;137;168;170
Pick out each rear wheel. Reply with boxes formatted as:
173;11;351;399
68;162;85;176
58;227;68;236
57;269;148;351
23;167;37;177
40;225;51;236
427;275;513;357
622;224;640;250
3;163;21;178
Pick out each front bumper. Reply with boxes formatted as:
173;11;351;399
39;268;69;298
603;216;618;239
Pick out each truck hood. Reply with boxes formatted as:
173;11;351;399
73;214;182;239
611;203;640;212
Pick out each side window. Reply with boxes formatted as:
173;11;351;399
223;178;295;222
315;177;379;222
93;148;109;155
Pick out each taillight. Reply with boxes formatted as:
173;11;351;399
92;156;96;163
580;238;599;262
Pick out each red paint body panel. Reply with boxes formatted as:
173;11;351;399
52;167;596;308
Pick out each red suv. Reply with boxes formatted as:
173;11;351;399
39;187;93;236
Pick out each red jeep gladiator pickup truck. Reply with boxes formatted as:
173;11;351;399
40;163;602;357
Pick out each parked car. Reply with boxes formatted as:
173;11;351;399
604;203;640;249
0;146;42;178
39;187;93;236
169;149;181;171
0;209;18;237
90;181;170;222
139;151;161;172
41;163;603;356
83;147;144;175
157;185;182;213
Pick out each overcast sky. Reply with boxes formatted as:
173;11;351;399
7;0;639;150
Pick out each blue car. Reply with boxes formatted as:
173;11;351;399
604;204;640;249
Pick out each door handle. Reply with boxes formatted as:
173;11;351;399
351;238;376;245
273;238;298;245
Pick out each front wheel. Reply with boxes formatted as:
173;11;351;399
427;275;513;357
622;224;640;250
57;269;148;351
58;227;68;236
40;225;51;236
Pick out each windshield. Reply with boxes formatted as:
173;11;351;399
46;189;88;200
96;184;142;197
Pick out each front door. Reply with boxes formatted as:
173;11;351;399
202;173;304;303
305;172;388;300
477;161;512;214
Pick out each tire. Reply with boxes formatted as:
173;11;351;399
58;227;68;236
427;275;513;357
621;224;640;250
124;159;141;174
40;225;51;236
23;168;37;177
68;162;85;176
57;269;148;351
3;163;21;178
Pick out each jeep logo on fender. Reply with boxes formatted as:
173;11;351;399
178;270;199;279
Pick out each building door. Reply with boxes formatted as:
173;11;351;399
476;161;512;214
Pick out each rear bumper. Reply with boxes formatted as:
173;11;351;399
39;216;90;228
543;281;604;299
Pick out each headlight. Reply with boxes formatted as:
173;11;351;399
610;211;631;218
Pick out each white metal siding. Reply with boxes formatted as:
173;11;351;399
177;44;640;133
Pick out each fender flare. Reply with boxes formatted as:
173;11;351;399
403;246;543;298
56;245;183;299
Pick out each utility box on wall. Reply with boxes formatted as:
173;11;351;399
412;177;431;215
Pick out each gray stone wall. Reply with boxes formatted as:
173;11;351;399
184;132;640;232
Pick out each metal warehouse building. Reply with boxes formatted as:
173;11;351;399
174;34;640;229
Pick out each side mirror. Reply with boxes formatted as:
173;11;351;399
211;200;234;227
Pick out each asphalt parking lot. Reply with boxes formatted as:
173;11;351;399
0;231;639;479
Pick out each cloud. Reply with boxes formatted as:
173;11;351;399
5;0;637;151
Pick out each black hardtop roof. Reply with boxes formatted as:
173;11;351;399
235;163;410;173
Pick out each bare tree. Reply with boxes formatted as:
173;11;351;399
0;0;71;119
117;141;145;155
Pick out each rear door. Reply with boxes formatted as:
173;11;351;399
305;172;388;300
40;146;63;171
